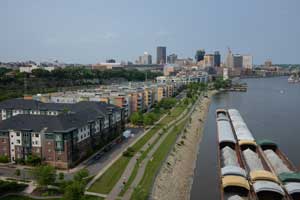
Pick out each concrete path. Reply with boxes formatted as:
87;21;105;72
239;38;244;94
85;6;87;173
106;104;190;200
122;101;197;200
85;191;108;198
106;132;161;200
85;113;168;190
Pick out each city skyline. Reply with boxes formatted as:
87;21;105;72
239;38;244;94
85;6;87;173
0;0;300;64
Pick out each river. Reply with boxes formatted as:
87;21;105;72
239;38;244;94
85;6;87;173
190;76;300;200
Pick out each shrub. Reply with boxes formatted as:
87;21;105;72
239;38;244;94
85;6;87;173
25;154;41;166
0;155;9;163
122;147;135;157
58;172;64;181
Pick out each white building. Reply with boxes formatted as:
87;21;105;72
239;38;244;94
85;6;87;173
242;55;253;69
19;65;55;73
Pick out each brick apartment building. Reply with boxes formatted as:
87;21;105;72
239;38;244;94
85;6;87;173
0;99;125;169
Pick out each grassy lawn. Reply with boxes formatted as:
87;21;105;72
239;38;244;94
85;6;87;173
0;195;60;200
0;195;103;200
119;134;162;196
87;101;188;195
88;156;130;194
130;120;187;200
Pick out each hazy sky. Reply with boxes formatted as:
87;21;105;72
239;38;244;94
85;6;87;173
0;0;299;64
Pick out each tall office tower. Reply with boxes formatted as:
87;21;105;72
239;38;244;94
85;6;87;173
138;52;152;64
167;53;178;64
142;52;152;64
233;54;243;68
156;46;167;64
203;54;215;67
214;51;221;67
242;55;253;69
195;49;205;62
226;48;234;68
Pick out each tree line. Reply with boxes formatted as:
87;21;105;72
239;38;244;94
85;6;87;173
0;67;162;102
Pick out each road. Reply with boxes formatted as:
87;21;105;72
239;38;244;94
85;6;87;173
0;128;143;181
0;91;186;182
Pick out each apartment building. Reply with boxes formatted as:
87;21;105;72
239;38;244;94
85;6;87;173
0;99;125;169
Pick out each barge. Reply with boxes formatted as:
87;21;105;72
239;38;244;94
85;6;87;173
259;140;300;200
228;109;287;200
216;109;253;200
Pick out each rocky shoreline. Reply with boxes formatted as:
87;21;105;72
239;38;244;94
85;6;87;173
151;91;216;200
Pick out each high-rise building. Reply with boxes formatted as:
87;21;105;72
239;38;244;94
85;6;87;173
195;49;205;62
226;48;243;68
226;49;234;68
233;54;243;68
138;52;152;64
203;54;215;67
214;51;221;67
242;55;253;69
167;54;178;64
156;46;167;64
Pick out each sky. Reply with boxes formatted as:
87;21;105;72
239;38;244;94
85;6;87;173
0;0;299;64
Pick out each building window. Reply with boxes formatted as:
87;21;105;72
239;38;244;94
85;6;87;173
1;139;5;143
35;134;39;138
17;140;20;144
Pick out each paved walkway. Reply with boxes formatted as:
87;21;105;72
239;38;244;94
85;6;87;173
106;107;189;200
122;100;198;200
85;113;168;191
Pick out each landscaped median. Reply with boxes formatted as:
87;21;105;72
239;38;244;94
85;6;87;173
130;119;188;200
87;99;189;195
0;195;104;200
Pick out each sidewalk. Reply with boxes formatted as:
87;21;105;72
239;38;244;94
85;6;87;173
85;113;168;191
123;97;199;200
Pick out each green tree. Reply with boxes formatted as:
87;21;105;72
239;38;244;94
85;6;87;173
73;169;89;182
32;165;56;188
130;112;143;125
63;180;85;200
58;172;64;181
143;113;154;126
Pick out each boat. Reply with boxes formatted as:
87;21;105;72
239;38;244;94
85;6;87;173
288;73;300;83
258;140;300;200
216;109;253;200
228;109;288;200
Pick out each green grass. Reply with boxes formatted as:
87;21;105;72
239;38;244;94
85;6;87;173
130;120;187;200
119;135;162;196
87;102;188;195
0;195;103;200
88;156;130;194
0;195;60;200
118;104;187;196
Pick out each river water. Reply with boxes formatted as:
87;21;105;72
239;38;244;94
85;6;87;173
190;76;300;200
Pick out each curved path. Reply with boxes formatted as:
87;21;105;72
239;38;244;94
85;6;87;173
122;97;200;200
106;106;190;200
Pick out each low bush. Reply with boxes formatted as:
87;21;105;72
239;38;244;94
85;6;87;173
0;155;9;163
0;180;27;195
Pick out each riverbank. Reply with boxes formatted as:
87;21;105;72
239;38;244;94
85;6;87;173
151;90;216;200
